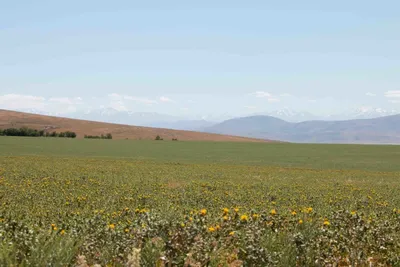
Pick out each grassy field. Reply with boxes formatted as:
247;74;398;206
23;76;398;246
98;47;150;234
1;136;400;171
0;137;400;266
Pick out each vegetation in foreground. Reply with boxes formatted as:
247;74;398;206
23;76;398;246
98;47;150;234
0;153;400;266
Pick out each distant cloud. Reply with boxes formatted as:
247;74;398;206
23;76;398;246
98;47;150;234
267;98;280;103
108;93;158;105
366;92;376;97
253;91;272;98
124;96;158;105
49;97;83;105
251;91;280;102
0;94;46;110
385;90;400;98
159;96;174;103
0;94;82;113
280;93;292;97
244;105;257;109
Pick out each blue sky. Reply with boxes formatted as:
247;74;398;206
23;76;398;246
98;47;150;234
1;0;400;118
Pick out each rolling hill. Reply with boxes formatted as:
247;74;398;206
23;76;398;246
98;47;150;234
0;109;272;142
203;115;400;144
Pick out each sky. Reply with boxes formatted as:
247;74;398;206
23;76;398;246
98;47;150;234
1;0;400;118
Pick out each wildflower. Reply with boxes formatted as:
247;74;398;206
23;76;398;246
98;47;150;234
306;207;313;213
240;215;248;222
351;211;356;215
125;228;129;233
208;226;216;232
234;207;239;213
200;209;207;216
298;219;303;224
270;209;277;216
60;229;65;235
229;231;235;236
181;223;185;227
291;211;297;216
223;208;229;215
323;220;330;226
223;215;229;221
189;217;193;222
252;213;260;219
108;223;115;230
215;225;221;230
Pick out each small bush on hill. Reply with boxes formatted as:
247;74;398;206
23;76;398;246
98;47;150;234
84;133;112;139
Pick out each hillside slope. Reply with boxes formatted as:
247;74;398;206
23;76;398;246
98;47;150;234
0;109;272;142
204;115;400;144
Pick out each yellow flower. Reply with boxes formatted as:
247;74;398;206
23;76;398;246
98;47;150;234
124;207;129;211
125;228;129;233
298;219;303;224
60;229;65;235
229;231;235;236
108;223;115;229
181;223;185;227
215;225;221;230
234;207;239;213
252;213;260;219
223;215;229;221
200;209;207;216
208;226;216;232
351;211;356;215
223;208;229;215
189;217;193;222
53;227;58;231
306;207;313;213
323;220;330;226
270;209;277;216
240;214;248;222
291;211;297;216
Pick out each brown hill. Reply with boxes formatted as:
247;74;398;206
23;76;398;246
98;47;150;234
0;109;273;142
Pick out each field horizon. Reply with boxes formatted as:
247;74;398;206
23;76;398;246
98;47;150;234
1;136;400;171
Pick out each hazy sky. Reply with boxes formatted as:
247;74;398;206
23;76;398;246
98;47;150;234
1;1;400;117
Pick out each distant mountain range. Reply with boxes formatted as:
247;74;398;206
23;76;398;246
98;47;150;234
14;107;400;143
17;106;399;128
203;114;400;144
251;107;399;122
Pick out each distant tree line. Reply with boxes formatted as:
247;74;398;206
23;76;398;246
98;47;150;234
0;127;76;138
84;133;113;139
